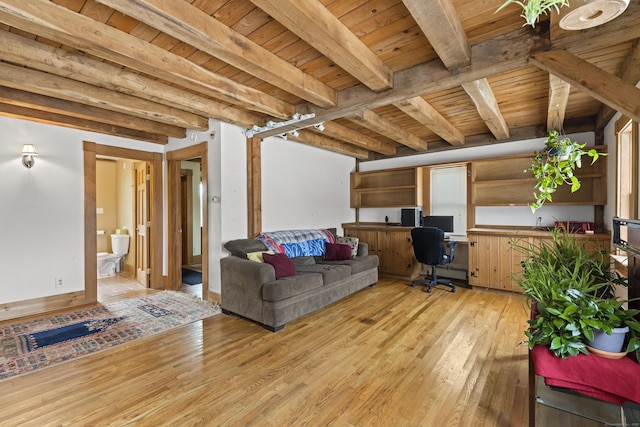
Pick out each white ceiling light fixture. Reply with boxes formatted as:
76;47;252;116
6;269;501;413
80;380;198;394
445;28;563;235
559;0;629;30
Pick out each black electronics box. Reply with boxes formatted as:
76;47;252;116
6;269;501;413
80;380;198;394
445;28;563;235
401;207;422;227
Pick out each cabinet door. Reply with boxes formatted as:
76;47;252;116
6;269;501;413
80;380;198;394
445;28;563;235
344;229;378;256
489;236;515;291
468;234;516;290
468;234;490;286
378;230;417;277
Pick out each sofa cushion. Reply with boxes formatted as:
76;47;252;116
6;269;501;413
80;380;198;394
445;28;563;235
291;256;316;267
224;239;268;258
262;272;324;302
295;264;351;285
324;243;352;261
263;253;296;279
336;235;359;258
316;255;379;275
247;250;273;262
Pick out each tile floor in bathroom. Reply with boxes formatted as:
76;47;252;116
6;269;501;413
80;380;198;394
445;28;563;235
98;272;203;303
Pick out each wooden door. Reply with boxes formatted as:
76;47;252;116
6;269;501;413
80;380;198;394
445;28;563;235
135;162;150;287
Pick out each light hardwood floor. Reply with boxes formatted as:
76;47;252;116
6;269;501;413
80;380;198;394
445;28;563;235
0;278;534;426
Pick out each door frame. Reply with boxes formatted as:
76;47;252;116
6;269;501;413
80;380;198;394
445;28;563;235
83;142;163;303
167;142;208;300
134;161;151;287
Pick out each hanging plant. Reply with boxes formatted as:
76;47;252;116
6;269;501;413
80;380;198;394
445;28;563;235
496;0;570;27
528;130;605;212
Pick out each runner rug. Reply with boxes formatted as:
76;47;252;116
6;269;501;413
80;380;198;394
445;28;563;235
0;290;220;381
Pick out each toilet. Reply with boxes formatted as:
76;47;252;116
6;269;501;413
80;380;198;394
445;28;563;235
97;234;130;279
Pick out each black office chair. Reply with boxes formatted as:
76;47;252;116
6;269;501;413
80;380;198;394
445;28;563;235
410;227;457;293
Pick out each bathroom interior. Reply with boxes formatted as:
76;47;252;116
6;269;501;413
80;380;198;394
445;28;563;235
95;157;204;297
96;157;138;288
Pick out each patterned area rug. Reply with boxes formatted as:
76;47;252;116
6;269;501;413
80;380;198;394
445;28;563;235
0;291;220;381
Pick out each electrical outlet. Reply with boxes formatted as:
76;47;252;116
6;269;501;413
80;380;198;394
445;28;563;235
55;277;63;288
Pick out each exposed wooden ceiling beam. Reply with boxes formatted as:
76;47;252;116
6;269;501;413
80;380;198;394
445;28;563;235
393;97;464;146
547;74;571;131
403;0;508;140
461;79;509;139
348;111;428;152
0;0;294;118
0;86;186;138
0;30;259;128
96;0;336;108
321;122;396;156
401;0;470;69
0;62;209;130
275;25;550;138
289;130;370;160
248;0;393;92
0;102;169;144
530;50;640;124
597;39;640;128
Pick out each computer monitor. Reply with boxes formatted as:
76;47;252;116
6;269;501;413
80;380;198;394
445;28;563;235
422;215;454;233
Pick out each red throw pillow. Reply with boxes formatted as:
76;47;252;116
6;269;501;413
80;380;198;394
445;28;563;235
324;243;352;261
262;253;296;278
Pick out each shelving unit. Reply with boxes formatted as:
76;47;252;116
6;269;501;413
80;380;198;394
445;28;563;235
350;167;424;208
470;146;607;206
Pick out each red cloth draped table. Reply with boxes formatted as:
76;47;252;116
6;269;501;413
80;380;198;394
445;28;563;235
531;345;640;406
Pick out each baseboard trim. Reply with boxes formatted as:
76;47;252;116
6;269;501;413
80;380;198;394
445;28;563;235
0;291;87;322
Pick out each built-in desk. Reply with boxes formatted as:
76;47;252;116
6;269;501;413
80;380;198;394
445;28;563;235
342;223;468;281
467;228;610;293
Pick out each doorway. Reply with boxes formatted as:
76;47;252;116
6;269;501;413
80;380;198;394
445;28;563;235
167;142;209;301
83;142;163;304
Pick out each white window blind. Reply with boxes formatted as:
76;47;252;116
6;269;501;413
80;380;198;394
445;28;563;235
430;165;467;235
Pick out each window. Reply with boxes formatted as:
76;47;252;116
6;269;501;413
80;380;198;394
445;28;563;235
615;116;638;253
428;164;467;235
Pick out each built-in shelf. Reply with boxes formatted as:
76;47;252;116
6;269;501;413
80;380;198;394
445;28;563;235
350;167;424;208
470;146;607;207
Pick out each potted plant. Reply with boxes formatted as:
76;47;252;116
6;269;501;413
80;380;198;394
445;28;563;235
512;228;640;359
528;130;605;212
496;0;570;27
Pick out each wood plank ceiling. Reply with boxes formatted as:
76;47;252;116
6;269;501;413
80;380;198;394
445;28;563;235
0;0;639;160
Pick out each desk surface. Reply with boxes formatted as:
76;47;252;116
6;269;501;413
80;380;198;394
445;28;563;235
342;222;469;243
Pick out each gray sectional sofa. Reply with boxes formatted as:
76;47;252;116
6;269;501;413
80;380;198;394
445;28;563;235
220;232;379;331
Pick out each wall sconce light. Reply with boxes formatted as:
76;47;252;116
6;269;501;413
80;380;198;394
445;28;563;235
21;144;38;169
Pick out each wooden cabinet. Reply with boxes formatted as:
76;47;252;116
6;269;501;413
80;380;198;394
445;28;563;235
468;229;610;292
343;224;420;279
350;167;425;208
470;146;607;206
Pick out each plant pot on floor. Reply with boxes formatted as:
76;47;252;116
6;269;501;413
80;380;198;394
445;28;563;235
586;326;629;353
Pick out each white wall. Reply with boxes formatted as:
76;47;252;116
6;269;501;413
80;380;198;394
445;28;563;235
0;112;621;305
0;116;162;304
357;132;598;229
260;136;355;233
171;121;356;294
